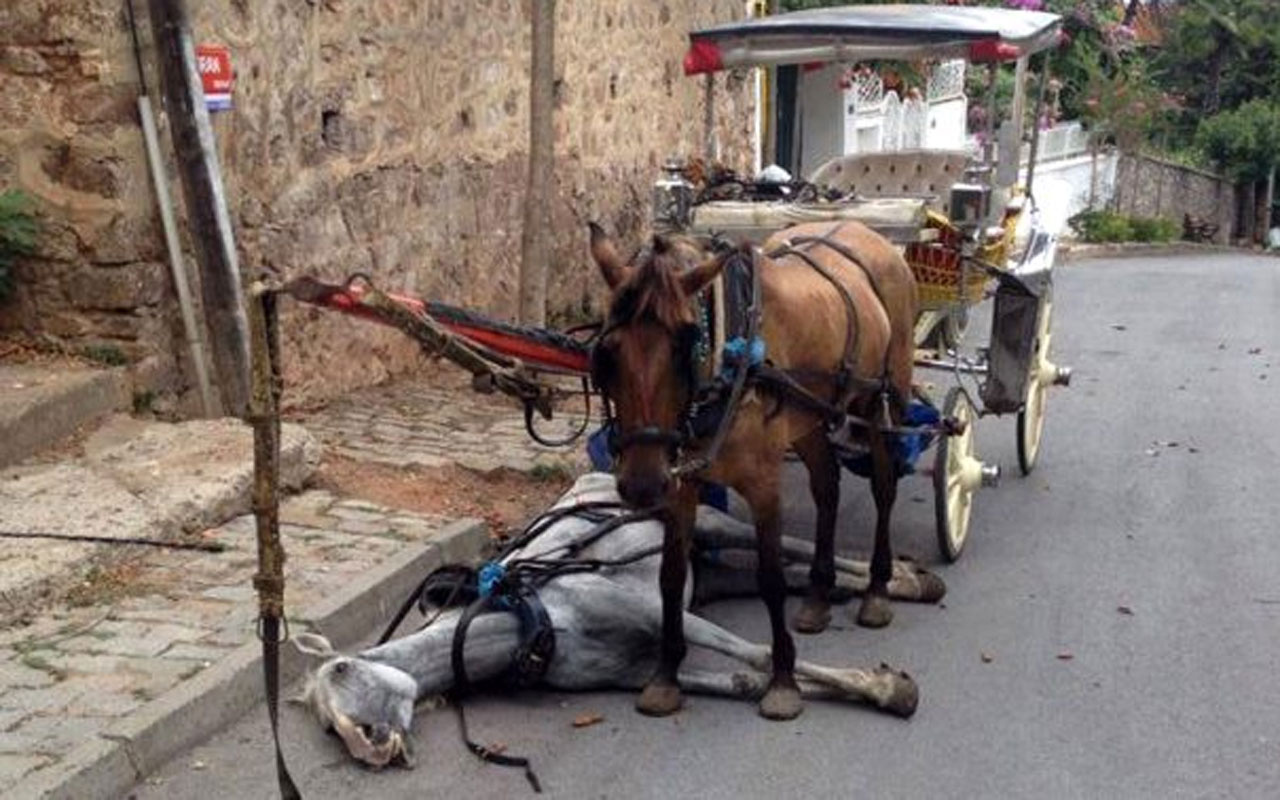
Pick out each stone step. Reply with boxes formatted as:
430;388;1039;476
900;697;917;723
0;417;321;625
0;364;129;469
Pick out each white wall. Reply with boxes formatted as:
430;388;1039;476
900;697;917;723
925;97;968;150
1023;151;1119;235
797;64;847;176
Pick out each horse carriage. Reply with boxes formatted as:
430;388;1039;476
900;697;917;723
651;4;1074;561
246;6;1080;784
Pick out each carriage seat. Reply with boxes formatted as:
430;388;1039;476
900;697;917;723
808;150;973;207
688;197;929;246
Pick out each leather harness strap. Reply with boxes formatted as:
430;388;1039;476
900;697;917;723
765;221;893;415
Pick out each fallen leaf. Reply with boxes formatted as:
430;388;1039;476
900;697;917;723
1188;447;1200;454
1165;441;1179;448
980;652;994;663
573;712;605;728
1110;323;1127;331
1116;605;1134;615
1145;448;1158;457
486;742;508;755
191;760;207;770
1248;347;1263;355
1057;652;1074;661
1217;343;1227;350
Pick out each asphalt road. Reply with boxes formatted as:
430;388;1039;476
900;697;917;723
130;254;1280;800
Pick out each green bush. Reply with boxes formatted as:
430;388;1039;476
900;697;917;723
1068;209;1178;244
0;189;38;302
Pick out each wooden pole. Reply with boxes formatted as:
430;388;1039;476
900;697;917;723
147;0;250;416
519;0;555;327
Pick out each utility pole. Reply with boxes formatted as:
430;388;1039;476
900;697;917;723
148;0;251;416
519;0;555;327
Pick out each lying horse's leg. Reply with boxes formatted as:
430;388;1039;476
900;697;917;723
790;428;841;634
694;552;944;604
636;482;698;717
736;470;803;720
857;394;898;628
680;613;917;717
677;667;915;716
696;507;944;599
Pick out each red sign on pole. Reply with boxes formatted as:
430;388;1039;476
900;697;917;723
196;44;232;111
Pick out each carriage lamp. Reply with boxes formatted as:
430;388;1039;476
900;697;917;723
652;158;694;232
948;183;991;235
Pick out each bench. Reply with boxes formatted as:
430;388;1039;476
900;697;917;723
1182;213;1219;243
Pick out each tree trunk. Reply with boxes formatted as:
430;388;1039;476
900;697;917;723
519;0;555;326
1263;165;1276;238
1122;0;1142;26
148;0;250;416
1242;180;1257;243
1204;41;1226;116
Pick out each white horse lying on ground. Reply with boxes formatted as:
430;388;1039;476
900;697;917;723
295;472;944;768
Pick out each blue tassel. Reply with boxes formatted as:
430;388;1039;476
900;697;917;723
478;561;505;599
722;336;766;373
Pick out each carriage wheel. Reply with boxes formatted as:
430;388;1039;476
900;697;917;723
935;387;979;563
1016;291;1055;475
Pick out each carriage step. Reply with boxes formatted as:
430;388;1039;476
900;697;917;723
1053;365;1072;387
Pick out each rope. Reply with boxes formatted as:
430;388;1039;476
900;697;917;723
0;530;226;552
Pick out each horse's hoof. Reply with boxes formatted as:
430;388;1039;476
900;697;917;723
856;594;894;629
913;571;947;604
758;681;803;721
636;680;683;717
792;600;832;634
879;669;919;718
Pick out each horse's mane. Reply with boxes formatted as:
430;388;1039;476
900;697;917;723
607;238;697;331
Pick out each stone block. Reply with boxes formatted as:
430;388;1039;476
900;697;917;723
65;262;166;310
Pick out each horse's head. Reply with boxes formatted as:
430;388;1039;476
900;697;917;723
294;633;418;769
588;222;728;507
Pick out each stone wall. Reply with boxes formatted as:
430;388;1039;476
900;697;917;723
0;1;755;411
1112;153;1237;243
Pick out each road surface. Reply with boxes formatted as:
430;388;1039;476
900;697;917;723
130;253;1280;799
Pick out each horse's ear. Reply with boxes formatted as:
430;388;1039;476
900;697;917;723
680;250;730;297
589;222;627;289
294;632;336;657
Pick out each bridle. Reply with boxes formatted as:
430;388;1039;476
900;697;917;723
590;246;762;480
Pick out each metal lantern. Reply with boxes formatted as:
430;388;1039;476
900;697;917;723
651;158;693;232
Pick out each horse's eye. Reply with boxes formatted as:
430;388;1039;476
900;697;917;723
333;661;348;675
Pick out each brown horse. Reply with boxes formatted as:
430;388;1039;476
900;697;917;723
588;219;918;721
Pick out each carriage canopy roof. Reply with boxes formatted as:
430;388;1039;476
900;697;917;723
684;4;1063;75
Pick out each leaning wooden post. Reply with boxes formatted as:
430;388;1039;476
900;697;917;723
246;282;300;799
148;0;251;416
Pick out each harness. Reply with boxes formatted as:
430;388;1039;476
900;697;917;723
377;501;661;794
592;221;901;478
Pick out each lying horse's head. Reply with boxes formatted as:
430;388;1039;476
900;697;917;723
588;223;728;507
294;633;418;769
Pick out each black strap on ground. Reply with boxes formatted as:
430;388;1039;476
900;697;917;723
450;598;543;792
261;616;301;800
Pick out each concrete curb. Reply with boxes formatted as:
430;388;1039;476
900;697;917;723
11;517;489;800
1058;241;1271;263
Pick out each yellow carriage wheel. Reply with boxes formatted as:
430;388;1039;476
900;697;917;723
1017;291;1053;475
934;387;977;562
